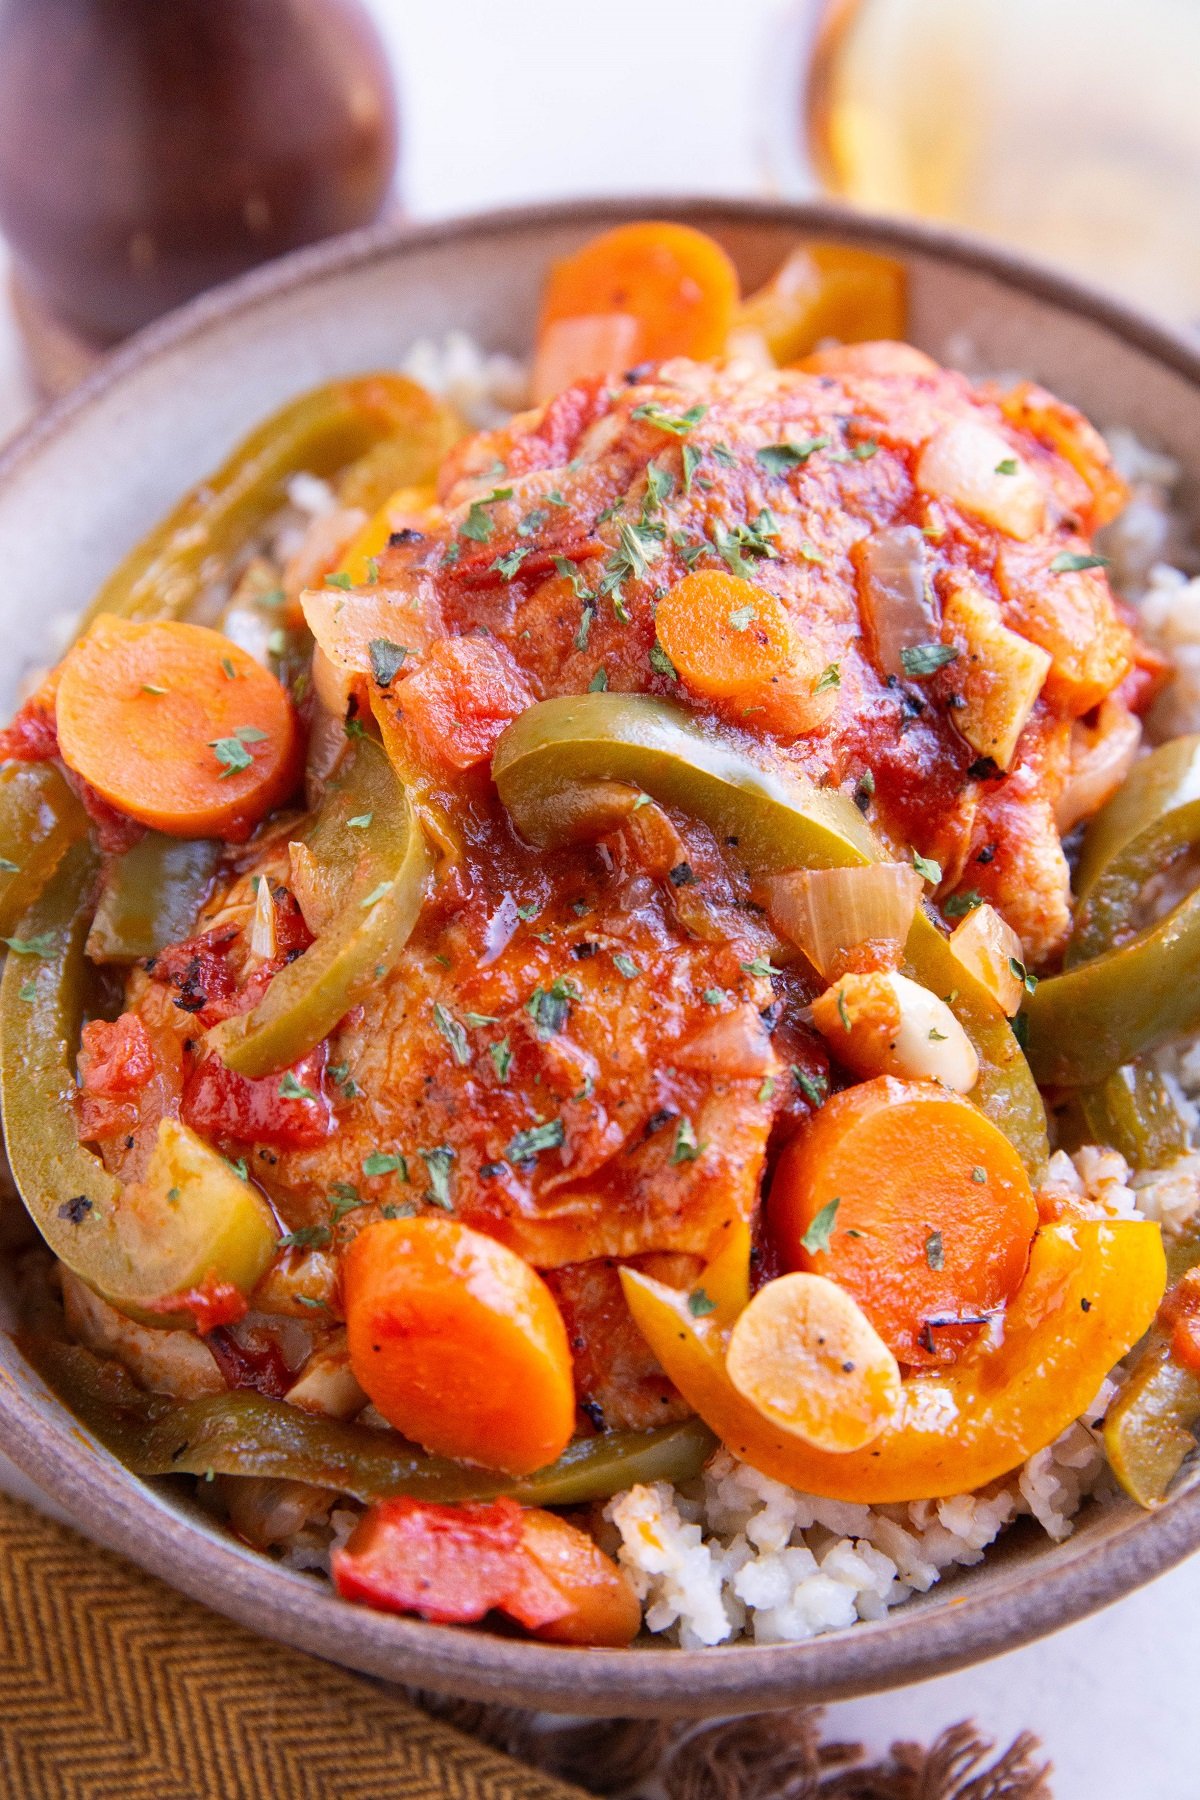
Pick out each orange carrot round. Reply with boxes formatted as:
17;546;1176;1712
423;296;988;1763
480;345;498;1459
343;1216;576;1475
538;221;739;366
55;615;299;840
655;571;794;699
769;1076;1038;1366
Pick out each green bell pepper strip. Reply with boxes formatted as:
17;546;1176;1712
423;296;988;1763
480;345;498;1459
208;737;432;1078
1055;1062;1192;1171
1104;1227;1200;1508
1069;733;1200;965
493;694;1048;1176
28;1337;716;1506
0;842;277;1323
79;373;461;634
86;833;222;963
1025;738;1200;1088
0;761;88;937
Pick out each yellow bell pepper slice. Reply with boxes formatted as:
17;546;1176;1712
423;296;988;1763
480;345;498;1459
621;1218;1164;1502
736;243;907;367
339;483;440;586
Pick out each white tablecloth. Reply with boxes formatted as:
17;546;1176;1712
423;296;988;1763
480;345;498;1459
0;4;1194;1791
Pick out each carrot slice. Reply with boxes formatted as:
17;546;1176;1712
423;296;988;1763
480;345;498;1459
538;221;739;368
655;571;794;699
769;1075;1038;1366
54;615;299;840
343;1217;575;1475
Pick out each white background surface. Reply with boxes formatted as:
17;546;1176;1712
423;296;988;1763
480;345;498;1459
0;3;1197;1792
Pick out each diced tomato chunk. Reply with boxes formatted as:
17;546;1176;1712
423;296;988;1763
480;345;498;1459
393;636;533;771
78;1014;155;1097
149;929;241;1026
143;1276;249;1336
181;1046;334;1151
331;1497;568;1629
0;688;59;762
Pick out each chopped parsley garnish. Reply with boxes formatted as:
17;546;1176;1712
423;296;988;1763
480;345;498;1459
682;443;702;492
347;812;373;829
517;509;548;537
603;519;665;610
712;509;779;580
526;977;578;1039
649;641;678;681
944;890;983;918
741;956;779;980
506;1118;565;1163
462;1011;498;1029
710;442;738;467
900;642;959;678
432;1001;471;1066
359;880;393;909
226;1157;249;1182
141;683;167;696
792;1066;828;1107
850;438;879;460
324;571;352;590
925;1230;945;1269
278;1225;332;1251
630;401;707;436
1009;956;1039;994
802;1196;839;1253
419;1145;455;1208
589;666;608;692
489;1036;512;1083
813;662;841;694
277;1072;315;1100
670;1117;703;1164
613;953;640;979
913;851;942;884
515;901;541;921
1050;550;1109;574
687;1287;717;1318
362;1152;407;1179
221;656;238;680
3;932;55;957
971;1166;987;1184
209;725;267;778
492;547;530;581
642;458;674;517
837;988;851;1031
329;1183;365;1221
18;979;36;1001
758;1075;776;1103
995;458;1019;475
703;987;727;1005
756;436;829;475
368;638;408;686
728;602;757;632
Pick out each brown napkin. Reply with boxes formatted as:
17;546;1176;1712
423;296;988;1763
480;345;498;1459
0;1491;1052;1800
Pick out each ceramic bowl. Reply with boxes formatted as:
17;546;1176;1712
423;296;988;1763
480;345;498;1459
1;197;1198;1717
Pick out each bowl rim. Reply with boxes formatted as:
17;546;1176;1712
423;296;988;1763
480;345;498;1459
2;192;1200;1716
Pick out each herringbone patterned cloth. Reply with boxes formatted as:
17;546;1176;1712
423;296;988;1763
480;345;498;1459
0;1493;584;1800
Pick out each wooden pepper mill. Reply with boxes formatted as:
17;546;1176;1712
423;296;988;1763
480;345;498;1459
0;0;399;390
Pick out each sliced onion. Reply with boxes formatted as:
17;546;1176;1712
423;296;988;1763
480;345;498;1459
248;869;278;962
943;576;1050;772
762;862;923;978
948;901;1025;1017
857;525;936;679
1057;698;1142;833
301;582;442;720
288;840;338;936
532;313;642;406
915;419;1045;540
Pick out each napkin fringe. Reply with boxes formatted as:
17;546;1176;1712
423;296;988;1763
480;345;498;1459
420;1697;1053;1799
